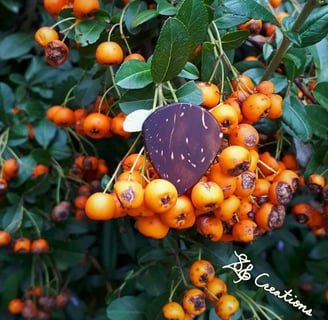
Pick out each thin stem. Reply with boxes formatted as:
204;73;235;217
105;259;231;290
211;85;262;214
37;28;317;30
103;133;142;193
51;17;76;29
61;85;78;106
119;4;131;54
97;84;115;113
109;66;121;98
262;0;319;80
175;252;188;287
166;81;178;103
236;291;261;320
24;208;41;238
168;279;183;302
107;23;120;42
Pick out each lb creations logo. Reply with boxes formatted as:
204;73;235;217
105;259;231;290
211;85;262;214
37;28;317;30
222;251;312;317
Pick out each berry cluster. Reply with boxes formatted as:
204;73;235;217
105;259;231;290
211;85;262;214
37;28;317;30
7;288;70;320
162;259;239;320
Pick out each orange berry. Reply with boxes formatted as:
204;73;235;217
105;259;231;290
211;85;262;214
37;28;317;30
53;107;75;127
276;11;290;25
83;112;111;139
32;164;49;177
43;0;67;16
196;82;221;109
196;214;224;241
114;180;144;209
13;238;31;254
205;277;227;302
234;170;256;198
214;194;241;222
136;214;170;239
215;294;239;320
210;103;239;134
8;298;24;315
182;288;206;316
96;41;124;65
270;0;282;9
0;230;11;246
219;145;250;176
160;195;196;229
117;170;147;188
229;123;259;150
144;179;178;213
34;26;59;47
258;151;280;176
255;202;286;231
111;112;131;138
238;19;262;35
190;181;224;212
162;302;185;320
255;80;275;95
207;162;237;198
189;259;215;287
31;238;49;254
307;174;326;193
45;40;69;67
241;93;271;123
73;0;100;18
85;192;116;220
232;219;258;242
231;74;255;96
124;53;146;62
2;158;19;180
267;93;283;119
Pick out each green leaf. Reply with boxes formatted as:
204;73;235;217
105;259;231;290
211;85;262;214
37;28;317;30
156;0;177;16
48;140;73;160
0;32;34;60
298;6;328;48
107;296;147;320
33;119;57;149
305;105;328;138
151;17;191;83
50;240;85;271
74;77;102;106
221;0;279;26
177;61;199;80
75;20;107;46
312;81;328;110
116;60;153;89
7;124;29;146
309;240;328;259
132;9;158;28
1;271;23;310
176;81;203;104
124;0;148;34
137;265;167;296
303;142;328;179
176;0;209;50
0;82;15;125
308;38;328;83
119;86;155;114
221;30;249;51
282;48;306;81
0;0;20;13
1;205;23;233
214;12;249;29
281;95;312;142
101;220;118;275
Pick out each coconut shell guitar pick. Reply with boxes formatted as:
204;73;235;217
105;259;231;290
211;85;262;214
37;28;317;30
142;103;223;195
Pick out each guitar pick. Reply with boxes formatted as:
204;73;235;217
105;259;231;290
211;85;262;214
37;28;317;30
142;103;223;195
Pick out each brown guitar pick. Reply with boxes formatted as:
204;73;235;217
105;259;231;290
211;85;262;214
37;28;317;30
142;103;223;195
